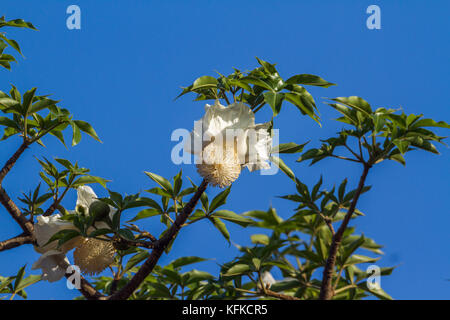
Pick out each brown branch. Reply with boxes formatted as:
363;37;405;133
107;179;208;300
0;233;34;252
60;259;105;300
264;289;301;300
319;164;371;300
43;186;70;216
0;141;29;185
0;141;34;234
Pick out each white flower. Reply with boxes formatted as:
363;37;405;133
32;186;115;281
261;271;276;288
186;100;272;187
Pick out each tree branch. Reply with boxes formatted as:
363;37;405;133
43;186;70;216
59;259;105;300
0;141;29;185
0;233;34;252
0;141;34;234
263;289;301;300
107;179;208;300
319;164;371;300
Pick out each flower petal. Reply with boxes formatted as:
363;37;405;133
242;122;272;172
32;250;70;283
34;214;77;253
261;271;276;287
203;101;255;138
76;186;98;209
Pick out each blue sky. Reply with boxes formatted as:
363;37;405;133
0;0;449;299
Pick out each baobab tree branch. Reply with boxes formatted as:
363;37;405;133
0;233;34;252
0;141;34;234
319;163;371;300
0;141;29;185
107;179;208;300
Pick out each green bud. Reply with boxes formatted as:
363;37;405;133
89;200;110;222
76;204;87;216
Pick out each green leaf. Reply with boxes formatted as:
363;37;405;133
212;210;253;227
169;256;208;269
145;172;174;195
22;87;37;115
13;265;26;292
272;141;309;154
331;96;372;116
123;251;149;273
240;76;274;91
191;76;218;91
0;18;37;30
29;98;58;114
72;175;110;188
173;170;183;196
14;274;40;292
184;270;215;285
73;120;101;143
0;34;22;55
0;116;19;129
209;187;231;213
118;228;135;241
338;179;348;203
71;122;81;146
270;279;301;292
45;229;81;248
393;139;410;154
345;254;379;265
286;74;335;88
341;235;365;265
387;150;406;165
284;92;320;124
270;156;295;181
210;217;230;242
263;91;284;116
127;208;161;222
250;234;269;245
409;118;450;129
88;228;112;238
256;57;278;74
357;282;393;300
223;264;251;276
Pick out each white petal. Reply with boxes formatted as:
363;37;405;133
243;122;272;172
34;214;77;253
76;186;98;209
204;101;255;138
32;250;69;283
261;271;276;287
186;101;255;156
